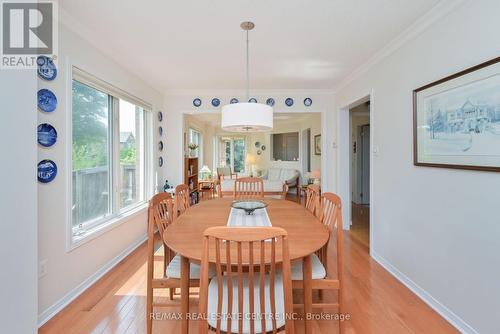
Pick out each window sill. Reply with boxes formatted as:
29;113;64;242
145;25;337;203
67;203;148;252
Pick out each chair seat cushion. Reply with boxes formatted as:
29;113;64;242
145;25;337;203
165;255;215;279
291;253;326;280
207;273;286;334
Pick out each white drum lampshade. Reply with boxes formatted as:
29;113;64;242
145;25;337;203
221;102;273;132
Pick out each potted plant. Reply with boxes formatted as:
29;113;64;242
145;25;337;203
188;143;198;157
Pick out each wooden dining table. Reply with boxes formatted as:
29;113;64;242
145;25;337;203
163;198;329;334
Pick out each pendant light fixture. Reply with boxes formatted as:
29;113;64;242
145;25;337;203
221;21;273;132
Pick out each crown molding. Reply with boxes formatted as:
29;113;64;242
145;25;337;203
333;0;467;92
164;88;335;96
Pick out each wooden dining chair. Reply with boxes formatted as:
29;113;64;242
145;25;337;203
291;192;345;333
147;192;212;334
234;177;264;199
281;183;289;200
198;226;295;334
175;184;190;216
305;184;321;217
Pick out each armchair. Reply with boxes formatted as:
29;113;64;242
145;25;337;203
216;167;237;180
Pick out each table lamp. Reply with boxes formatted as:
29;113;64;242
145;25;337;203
310;169;321;185
246;153;256;177
199;165;212;180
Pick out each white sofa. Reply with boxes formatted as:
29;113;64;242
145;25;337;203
261;168;300;196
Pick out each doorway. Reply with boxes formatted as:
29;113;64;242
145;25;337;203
349;101;371;248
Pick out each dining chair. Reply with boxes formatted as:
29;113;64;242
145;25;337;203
198;226;295;334
234;177;264;199
175;184;190;215
217;166;238;180
147;192;212;334
200;180;215;200
291;192;345;333
281;183;289;200
305;184;321;217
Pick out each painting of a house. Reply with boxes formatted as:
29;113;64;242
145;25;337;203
415;59;500;170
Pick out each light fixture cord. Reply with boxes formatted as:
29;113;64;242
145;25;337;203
246;28;250;101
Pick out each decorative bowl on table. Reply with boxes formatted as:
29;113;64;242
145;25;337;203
231;200;268;215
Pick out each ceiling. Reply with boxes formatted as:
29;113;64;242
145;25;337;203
60;0;440;91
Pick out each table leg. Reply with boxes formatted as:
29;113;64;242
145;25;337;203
303;254;313;334
180;255;190;334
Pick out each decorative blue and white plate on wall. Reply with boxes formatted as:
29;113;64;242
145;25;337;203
193;98;202;107
159;157;164;167
37;123;57;147
211;98;221;107
38;89;57;112
37;56;57;81
158;111;163;122
248;98;257;103
266;98;275;107
285;98;294;107
159;141;164;151
159;126;163;136
304;98;312;107
38;159;57;183
230;98;239;104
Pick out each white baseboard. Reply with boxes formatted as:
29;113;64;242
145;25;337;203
37;234;148;327
371;251;478;334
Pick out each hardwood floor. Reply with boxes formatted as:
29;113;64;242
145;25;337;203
40;223;458;334
350;202;370;250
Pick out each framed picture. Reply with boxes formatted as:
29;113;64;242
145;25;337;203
314;134;321;155
414;56;500;172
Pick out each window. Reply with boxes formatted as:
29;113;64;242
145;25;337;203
71;68;150;243
119;99;145;209
188;128;202;162
272;132;299;161
218;137;246;173
72;81;111;226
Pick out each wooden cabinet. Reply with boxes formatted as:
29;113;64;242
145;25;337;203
184;157;199;204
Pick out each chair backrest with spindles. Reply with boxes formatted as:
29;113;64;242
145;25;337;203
305;184;320;216
319;192;344;283
147;192;176;279
198;227;295;334
175;184;190;215
148;192;175;236
234;177;264;199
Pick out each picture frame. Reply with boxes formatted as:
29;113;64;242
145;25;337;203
314;134;321;155
413;56;500;172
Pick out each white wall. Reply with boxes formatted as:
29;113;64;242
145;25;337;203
333;1;500;333
248;115;322;176
37;23;164;324
165;91;332;188
0;70;38;333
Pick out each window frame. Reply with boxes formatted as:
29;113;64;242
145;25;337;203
217;135;247;173
188;127;203;164
271;131;300;161
67;66;153;251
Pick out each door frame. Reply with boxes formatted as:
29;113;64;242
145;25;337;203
337;90;375;256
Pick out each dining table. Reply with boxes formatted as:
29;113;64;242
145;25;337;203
163;197;330;334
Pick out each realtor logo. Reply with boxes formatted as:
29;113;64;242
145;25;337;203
1;1;57;69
